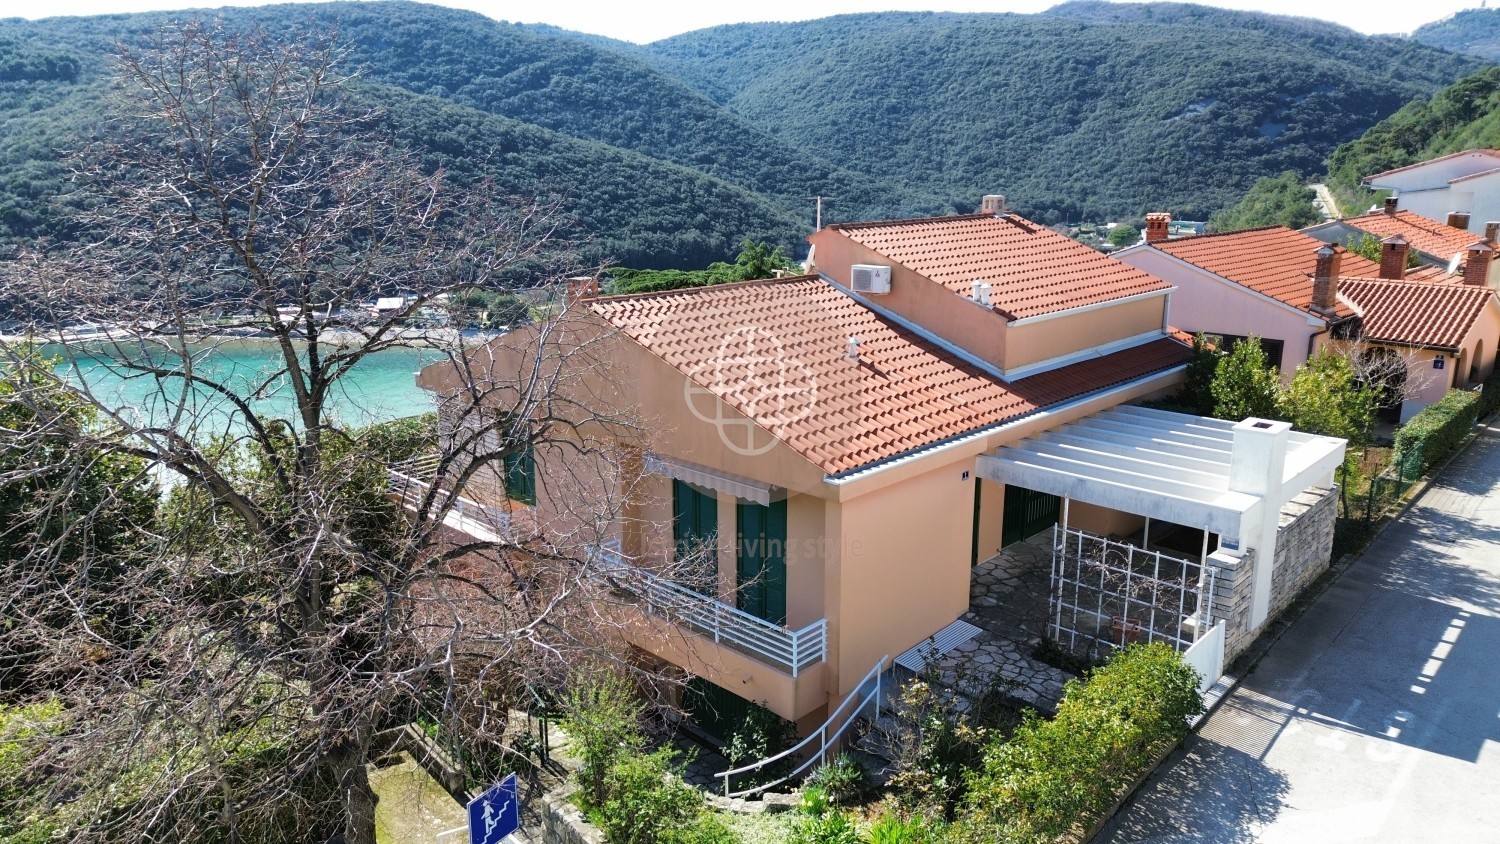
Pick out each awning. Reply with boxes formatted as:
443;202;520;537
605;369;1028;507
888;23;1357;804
643;454;774;506
975;406;1344;540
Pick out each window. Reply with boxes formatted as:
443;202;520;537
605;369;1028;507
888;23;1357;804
502;443;536;505
672;480;718;592
736;499;787;625
1203;333;1285;370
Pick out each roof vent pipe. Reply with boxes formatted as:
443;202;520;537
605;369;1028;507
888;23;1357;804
971;280;991;307
846;335;861;363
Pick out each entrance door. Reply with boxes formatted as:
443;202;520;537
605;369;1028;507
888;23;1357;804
736;499;787;625
1001;484;1060;546
683;677;753;743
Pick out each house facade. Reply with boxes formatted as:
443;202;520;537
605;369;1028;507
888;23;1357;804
1363;149;1500;233
413;202;1345;750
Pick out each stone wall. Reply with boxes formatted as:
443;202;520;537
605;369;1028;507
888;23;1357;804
1210;486;1337;663
540;788;606;844
1268;487;1338;621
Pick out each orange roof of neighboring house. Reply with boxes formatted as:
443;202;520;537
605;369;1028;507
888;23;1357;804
1340;278;1496;351
589;275;1188;476
1151;226;1375;320
826;213;1172;320
1340;210;1484;261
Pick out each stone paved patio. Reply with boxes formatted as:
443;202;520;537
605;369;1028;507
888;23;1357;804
927;531;1072;712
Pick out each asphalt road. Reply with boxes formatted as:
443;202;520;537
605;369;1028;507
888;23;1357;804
1099;422;1500;843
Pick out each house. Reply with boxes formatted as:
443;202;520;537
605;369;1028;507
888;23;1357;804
1115;214;1500;421
1363;149;1500;232
1304;199;1500;287
412;201;1345;769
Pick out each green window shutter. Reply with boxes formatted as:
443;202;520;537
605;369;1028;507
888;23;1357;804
503;444;536;505
672;480;717;592
736;498;787;626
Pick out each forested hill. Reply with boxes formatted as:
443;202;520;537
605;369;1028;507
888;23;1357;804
1412;8;1500;62
0;1;1485;269
643;4;1480;222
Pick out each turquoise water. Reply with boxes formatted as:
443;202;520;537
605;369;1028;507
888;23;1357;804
46;340;441;432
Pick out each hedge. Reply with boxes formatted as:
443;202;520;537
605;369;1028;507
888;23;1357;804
954;643;1203;844
1480;371;1500;419
1393;389;1481;476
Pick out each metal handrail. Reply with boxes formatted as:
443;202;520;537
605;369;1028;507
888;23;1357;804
714;655;889;798
387;462;512;537
595;547;827;676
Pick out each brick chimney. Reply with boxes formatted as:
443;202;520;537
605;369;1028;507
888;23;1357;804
1464;242;1493;287
1448;211;1472;231
1145;212;1172;244
1312;245;1342;316
565;274;600;304
981;194;1006;215
1379;234;1408;280
1383;196;1398;215
1485;221;1499;243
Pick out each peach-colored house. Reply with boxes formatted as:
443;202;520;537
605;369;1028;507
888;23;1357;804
1114;219;1500;421
414;204;1348;776
1305;202;1500;288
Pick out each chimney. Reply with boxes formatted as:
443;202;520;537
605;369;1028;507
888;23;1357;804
1145;212;1172;244
1312;245;1342;316
1487;221;1500;244
970;280;992;307
1448;211;1472;230
981;194;1006;215
1379;234;1408;280
565;274;599;305
1464;241;1493;287
1383;196;1399;215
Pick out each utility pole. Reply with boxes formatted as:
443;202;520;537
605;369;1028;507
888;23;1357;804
809;195;829;231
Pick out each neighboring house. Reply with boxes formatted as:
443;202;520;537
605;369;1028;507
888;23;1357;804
1304;201;1500;287
1363;149;1500;232
1116;215;1499;421
413;202;1345;759
1112;222;1377;375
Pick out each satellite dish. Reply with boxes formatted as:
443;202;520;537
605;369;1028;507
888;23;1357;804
1447;252;1464;275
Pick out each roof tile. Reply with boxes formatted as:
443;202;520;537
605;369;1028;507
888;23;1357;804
1340;209;1485;263
590;276;1187;476
1340;278;1495;351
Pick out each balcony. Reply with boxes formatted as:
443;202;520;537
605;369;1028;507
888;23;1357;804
595;546;827;678
387;454;516;542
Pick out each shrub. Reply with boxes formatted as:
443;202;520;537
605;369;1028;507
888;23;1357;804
1479;370;1500;418
721;701;798;789
955;643;1203;844
561;671;644;809
866;812;936;844
1211;337;1281;421
1393;389;1481;475
598;748;706;844
883;680;988;820
789;807;861;844
803;753;865;804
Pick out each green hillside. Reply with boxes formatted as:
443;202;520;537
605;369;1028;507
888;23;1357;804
1412;8;1500;62
645;4;1480;222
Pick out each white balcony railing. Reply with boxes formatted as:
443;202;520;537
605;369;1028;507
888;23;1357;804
387;455;512;539
595;546;827;677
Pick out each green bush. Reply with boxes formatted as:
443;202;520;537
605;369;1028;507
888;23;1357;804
1479;370;1500;418
598;748;707;844
866;812;936;844
789;807;861;844
803;753;865;804
884;680;989;821
1393;389;1481;475
562;671;645;809
955;643;1203;844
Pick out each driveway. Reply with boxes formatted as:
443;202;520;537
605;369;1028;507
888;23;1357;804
1099;423;1500;843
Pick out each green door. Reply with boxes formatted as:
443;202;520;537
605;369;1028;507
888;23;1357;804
736;498;787;625
683;677;753;742
1001;484;1060;546
672;480;718;592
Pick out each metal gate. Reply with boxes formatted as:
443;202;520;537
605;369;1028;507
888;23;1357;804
1048;525;1218;662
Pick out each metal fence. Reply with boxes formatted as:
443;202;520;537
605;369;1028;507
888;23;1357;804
1048;525;1218;663
1334;443;1422;554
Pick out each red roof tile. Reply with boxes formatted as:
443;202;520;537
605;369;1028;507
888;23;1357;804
590;276;1188;476
828;213;1172;320
1340;279;1496;351
1152;226;1374;320
1341;210;1485;262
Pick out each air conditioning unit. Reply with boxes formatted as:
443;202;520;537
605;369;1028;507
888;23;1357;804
850;264;892;294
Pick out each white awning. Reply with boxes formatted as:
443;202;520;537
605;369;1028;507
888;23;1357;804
975;406;1345;541
643;454;774;506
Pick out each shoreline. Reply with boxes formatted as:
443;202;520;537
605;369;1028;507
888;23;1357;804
1;326;507;348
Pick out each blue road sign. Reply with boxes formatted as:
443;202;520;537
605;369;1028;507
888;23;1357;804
467;772;520;844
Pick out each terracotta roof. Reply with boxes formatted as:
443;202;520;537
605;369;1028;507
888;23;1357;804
1151;226;1375;320
827;213;1172;320
589;276;1188;476
1341;210;1484;261
1340;279;1496;351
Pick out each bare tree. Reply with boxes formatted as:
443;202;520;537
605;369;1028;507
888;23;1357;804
0;21;654;843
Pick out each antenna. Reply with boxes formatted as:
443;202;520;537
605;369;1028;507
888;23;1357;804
808;195;834;231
